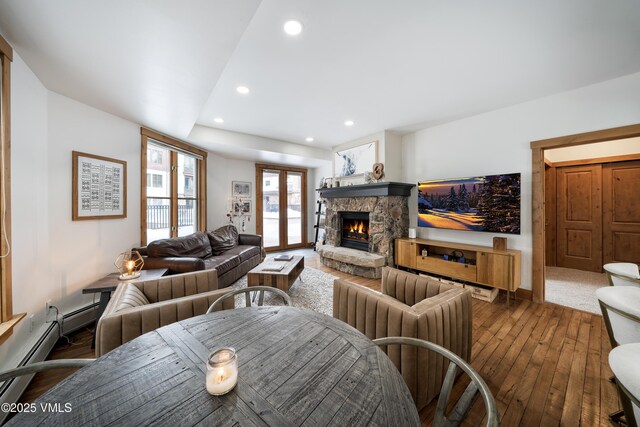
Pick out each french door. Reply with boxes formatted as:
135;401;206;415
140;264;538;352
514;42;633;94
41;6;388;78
256;164;307;251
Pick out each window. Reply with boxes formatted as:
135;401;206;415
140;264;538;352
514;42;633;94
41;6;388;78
152;174;163;188
141;128;207;244
0;34;23;344
149;149;163;165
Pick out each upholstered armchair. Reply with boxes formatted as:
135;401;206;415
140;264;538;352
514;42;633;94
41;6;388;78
333;266;473;410
96;270;234;357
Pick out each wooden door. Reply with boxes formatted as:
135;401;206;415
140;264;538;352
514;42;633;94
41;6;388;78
256;164;308;252
603;160;640;264
544;164;557;266
556;165;602;272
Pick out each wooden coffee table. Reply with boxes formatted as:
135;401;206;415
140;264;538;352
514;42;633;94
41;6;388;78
247;256;304;292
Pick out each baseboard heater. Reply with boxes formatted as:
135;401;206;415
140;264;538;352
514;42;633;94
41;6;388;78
0;303;98;424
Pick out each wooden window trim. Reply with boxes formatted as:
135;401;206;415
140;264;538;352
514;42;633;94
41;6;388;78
255;163;308;252
140;127;207;245
530;123;640;304
0;34;25;344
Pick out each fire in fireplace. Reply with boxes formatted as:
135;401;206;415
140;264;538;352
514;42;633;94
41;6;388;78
340;212;370;251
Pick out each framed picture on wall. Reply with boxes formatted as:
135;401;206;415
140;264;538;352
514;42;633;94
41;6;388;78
234;200;251;215
232;181;252;197
72;151;127;220
334;140;378;177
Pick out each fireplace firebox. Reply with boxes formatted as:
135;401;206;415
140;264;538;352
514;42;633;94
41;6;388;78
340;212;370;251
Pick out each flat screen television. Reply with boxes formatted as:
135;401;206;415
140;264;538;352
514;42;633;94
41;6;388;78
417;172;521;234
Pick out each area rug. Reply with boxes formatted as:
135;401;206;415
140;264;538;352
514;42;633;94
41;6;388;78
545;266;608;315
230;266;338;316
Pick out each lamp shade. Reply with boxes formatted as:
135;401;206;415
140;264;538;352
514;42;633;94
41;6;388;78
114;250;144;280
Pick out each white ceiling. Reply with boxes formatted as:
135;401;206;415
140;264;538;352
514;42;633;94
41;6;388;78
1;0;639;158
0;0;261;137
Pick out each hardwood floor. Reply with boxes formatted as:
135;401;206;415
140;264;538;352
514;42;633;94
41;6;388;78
19;249;618;426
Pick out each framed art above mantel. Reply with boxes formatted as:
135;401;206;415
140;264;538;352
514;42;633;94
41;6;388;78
333;140;378;178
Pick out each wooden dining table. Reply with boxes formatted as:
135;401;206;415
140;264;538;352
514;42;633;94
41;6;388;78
9;306;420;426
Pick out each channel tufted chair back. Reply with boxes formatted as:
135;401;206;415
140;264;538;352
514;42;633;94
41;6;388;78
96;270;233;357
333;266;472;410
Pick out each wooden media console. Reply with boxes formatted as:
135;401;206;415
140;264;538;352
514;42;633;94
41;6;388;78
395;238;521;302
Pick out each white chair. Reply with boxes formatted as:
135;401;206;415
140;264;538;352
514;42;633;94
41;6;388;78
596;286;640;424
609;343;640;427
596;286;640;347
604;263;640;288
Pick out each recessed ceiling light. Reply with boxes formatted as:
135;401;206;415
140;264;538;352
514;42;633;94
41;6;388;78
305;137;314;142
236;86;250;94
344;120;355;127
284;20;303;36
213;117;224;124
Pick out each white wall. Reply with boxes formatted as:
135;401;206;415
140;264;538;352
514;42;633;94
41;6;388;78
545;136;640;162
207;154;257;234
0;53;142;370
0;52;50;369
402;71;640;291
47;92;141;311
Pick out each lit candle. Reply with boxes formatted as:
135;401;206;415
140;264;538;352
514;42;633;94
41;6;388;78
206;347;237;395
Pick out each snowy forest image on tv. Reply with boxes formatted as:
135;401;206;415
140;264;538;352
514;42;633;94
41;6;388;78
418;173;521;234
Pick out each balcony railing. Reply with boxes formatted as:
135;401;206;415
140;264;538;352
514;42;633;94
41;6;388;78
147;204;195;230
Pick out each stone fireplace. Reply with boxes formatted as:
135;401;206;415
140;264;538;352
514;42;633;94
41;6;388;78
317;182;414;278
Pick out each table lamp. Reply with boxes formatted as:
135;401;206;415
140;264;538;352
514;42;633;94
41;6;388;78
114;250;144;280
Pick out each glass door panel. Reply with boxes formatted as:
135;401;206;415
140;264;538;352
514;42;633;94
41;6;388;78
146;143;171;242
262;170;281;248
287;172;302;246
146;199;171;243
177;152;198;236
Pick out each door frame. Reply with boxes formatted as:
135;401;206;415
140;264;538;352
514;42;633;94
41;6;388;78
530;123;640;303
255;163;308;252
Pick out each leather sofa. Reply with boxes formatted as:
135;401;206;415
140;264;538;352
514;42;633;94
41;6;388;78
136;225;263;288
95;269;233;357
333;266;473;410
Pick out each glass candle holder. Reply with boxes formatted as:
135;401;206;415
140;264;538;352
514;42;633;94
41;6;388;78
206;347;238;396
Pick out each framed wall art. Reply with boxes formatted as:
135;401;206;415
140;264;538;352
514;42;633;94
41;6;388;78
72;151;127;220
232;181;252;197
333;140;378;178
234;199;252;215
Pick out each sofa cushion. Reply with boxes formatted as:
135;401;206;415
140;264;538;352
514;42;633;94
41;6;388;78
208;225;239;255
147;232;212;259
203;254;241;275
222;245;261;263
114;284;150;312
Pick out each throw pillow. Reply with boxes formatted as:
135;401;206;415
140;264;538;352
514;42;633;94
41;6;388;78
114;284;150;312
208;225;239;255
147;232;213;258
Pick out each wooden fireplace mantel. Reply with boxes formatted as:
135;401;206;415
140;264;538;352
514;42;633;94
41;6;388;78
318;182;415;198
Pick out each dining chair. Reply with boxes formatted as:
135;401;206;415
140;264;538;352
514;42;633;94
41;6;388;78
596;285;640;424
604;263;640;288
374;337;498;427
0;359;95;383
206;286;292;313
609;343;640;427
